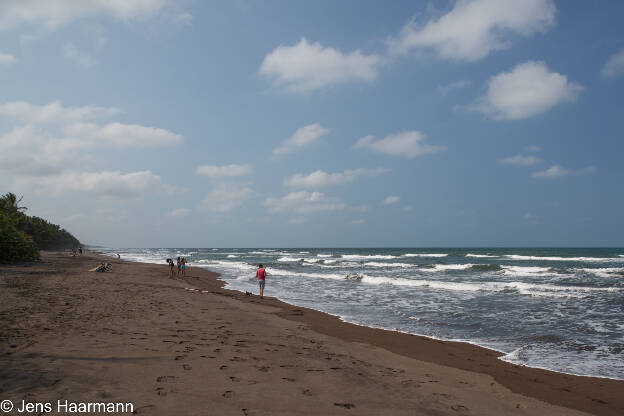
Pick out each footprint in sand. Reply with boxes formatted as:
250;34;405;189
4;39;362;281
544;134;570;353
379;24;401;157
451;404;469;412
182;364;192;370
174;355;186;360
282;377;296;382
229;376;240;382
156;376;176;383
222;391;234;399
220;365;228;370
334;403;355;409
302;389;312;396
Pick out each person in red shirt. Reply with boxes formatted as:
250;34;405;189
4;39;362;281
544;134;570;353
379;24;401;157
256;264;266;298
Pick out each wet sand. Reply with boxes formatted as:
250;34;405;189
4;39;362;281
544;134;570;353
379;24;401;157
1;251;622;415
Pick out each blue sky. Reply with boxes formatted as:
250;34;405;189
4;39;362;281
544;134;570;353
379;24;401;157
0;0;623;247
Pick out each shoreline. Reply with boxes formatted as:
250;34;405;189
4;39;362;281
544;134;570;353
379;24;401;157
2;251;622;415
101;251;624;414
106;250;622;382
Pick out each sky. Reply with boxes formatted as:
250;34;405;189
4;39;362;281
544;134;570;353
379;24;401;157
1;0;623;248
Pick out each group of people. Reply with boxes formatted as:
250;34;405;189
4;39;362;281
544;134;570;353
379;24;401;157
166;258;267;298
70;246;83;256
167;256;188;278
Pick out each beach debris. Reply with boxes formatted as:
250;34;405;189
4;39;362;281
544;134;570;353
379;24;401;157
334;403;355;409
89;263;111;272
345;273;364;281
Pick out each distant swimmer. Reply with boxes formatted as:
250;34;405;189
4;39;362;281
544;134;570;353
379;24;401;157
256;264;266;298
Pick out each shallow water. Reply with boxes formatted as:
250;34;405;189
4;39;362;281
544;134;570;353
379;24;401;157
97;247;624;379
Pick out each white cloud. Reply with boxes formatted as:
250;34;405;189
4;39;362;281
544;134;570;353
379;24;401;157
351;219;365;225
259;37;382;92
196;164;253;178
201;183;253;213
288;218;307;224
20;170;168;197
474;61;583;120
175;12;192;25
19;34;37;46
284;167;388;188
169;208;190;217
532;165;596;179
63;43;95;68
524;212;538;224
64;122;183;148
0;100;182;178
0;0;170;31
0;100;120;124
271;123;329;159
388;0;556;61
498;155;541;166
0;52;16;64
0;124;76;175
354;130;445;158
383;196;400;205
438;80;471;95
602;49;624;78
264;191;345;214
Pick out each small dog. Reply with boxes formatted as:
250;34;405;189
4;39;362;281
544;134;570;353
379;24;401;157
245;291;252;296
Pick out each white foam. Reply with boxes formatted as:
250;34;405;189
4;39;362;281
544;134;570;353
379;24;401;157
226;254;239;258
342;254;397;260
269;268;346;281
578;267;624;278
317;254;333;257
199;260;255;273
506;255;623;262
501;266;557;277
363;261;416;268
277;256;302;262
420;264;474;272
466;253;499;258
403;253;448;258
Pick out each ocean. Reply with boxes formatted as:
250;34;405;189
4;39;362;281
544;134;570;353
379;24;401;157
98;247;624;380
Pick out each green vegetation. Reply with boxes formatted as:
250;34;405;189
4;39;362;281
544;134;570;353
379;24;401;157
0;193;80;263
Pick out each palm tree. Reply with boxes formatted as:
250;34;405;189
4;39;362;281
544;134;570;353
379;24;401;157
0;192;27;215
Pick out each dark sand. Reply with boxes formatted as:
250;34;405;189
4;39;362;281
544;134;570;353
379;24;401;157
1;251;622;415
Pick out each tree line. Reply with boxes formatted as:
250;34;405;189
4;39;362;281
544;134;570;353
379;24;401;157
0;192;80;263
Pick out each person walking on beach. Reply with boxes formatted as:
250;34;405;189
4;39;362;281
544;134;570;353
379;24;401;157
256;264;266;298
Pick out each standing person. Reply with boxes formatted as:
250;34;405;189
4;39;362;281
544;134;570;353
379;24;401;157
181;257;187;277
256;264;266;298
78;246;83;255
176;257;181;277
167;258;175;278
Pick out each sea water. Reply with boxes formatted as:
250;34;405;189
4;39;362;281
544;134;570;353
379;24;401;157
97;247;624;380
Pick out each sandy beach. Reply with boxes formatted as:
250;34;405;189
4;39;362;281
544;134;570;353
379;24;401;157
1;251;622;416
